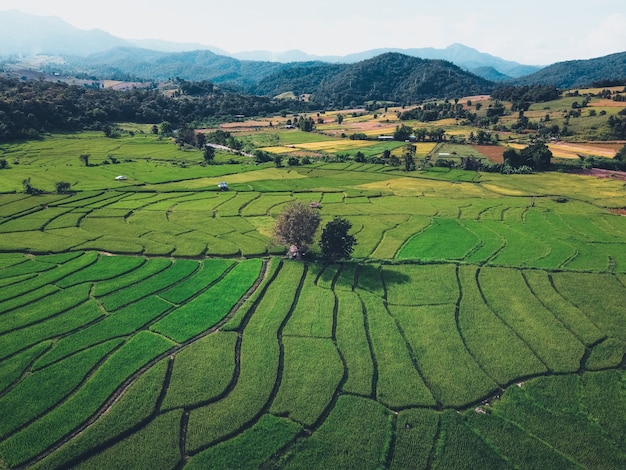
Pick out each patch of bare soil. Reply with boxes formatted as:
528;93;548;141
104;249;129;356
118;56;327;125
571;168;626;181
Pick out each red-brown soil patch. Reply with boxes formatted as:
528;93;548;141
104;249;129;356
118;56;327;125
472;145;504;163
571;168;626;181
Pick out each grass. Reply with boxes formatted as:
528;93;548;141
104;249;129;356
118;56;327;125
0;301;104;361
390;303;498;406
283;264;335;338
0;283;91;334
457;266;547;384
32;358;169;470
150;259;261;343
552;272;626;342
270;337;343;427
185;261;304;452
586;338;626;370
479;268;585;373
0;340;119;439
0;331;174;467
335;290;374;396
159;259;234;304
161;332;237;410
99;259;198;312
278;395;391;470
383;264;458;306
33;296;172;369
489;375;626;469
74;409;183;470
432;410;509;470
187;414;302;470
0;342;51;394
93;258;172;297
391;409;440;470
361;292;436;407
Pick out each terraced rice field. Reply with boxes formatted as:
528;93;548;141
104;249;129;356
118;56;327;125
1;253;626;468
2;130;626;468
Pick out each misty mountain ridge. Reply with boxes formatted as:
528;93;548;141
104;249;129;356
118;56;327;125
0;9;537;80
1;10;625;96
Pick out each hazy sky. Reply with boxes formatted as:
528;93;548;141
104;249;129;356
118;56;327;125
3;0;626;64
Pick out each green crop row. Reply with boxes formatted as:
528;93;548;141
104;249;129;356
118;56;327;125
270;337;343;427
457;266;547;384
0;283;91;334
283;264;335;338
0;301;103;361
57;254;144;288
390;303;498;406
99;259;198;311
361;292;435;408
0;331;174;467
34;296;172;369
159;259;234;304
277;395;391;470
161;332;237;410
0;343;51;395
335;290;373;396
151;259;261;343
187;414;301;470
32;359;169;470
185;261;305;452
0;340;120;439
479;268;585;372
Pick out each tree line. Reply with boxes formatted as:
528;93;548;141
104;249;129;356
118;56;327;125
0;77;311;142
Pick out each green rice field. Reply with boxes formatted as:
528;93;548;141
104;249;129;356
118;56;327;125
1;128;626;469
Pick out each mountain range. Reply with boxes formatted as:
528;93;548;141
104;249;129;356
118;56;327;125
0;9;537;80
1;9;625;103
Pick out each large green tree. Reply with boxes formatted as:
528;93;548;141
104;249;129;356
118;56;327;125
319;217;356;261
273;202;321;259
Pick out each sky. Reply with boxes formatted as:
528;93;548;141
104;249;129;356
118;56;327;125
2;0;626;64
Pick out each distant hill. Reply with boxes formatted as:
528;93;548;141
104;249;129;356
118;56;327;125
0;10;129;56
232;44;542;79
59;49;494;105
471;66;511;82
510;51;626;88
1;10;540;80
308;53;494;107
60;47;305;89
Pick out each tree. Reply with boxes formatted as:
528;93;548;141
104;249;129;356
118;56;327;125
274;155;283;168
151;124;159;134
203;145;215;164
160;121;173;136
319;217;356;261
521;141;552;171
22;177;41;195
403;143;416;171
55;181;71;194
336;114;344;125
615;144;626;162
0;159;7;169
79;154;90;166
393;124;413;141
195;132;207;149
273;202;321;259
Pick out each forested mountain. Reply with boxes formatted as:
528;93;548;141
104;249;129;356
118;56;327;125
231;44;542;79
309;53;494;107
46;50;494;105
60;48;296;89
511;52;626;88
